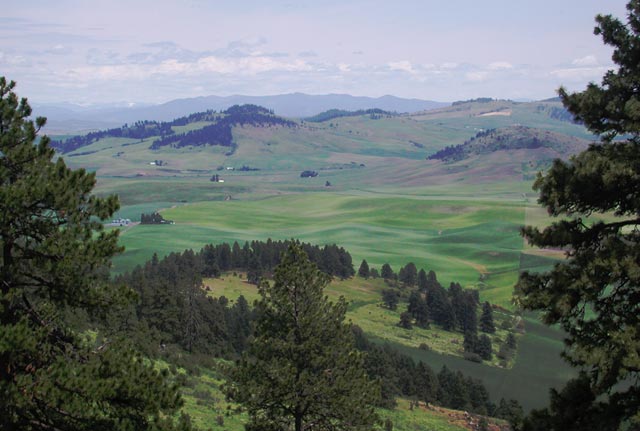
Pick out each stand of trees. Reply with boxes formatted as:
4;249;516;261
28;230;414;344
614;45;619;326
140;211;173;224
376;262;502;364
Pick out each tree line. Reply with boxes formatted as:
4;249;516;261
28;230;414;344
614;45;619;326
51;104;296;154
305;108;395;123
150;104;296;151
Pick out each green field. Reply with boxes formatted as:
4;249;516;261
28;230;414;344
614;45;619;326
114;191;527;308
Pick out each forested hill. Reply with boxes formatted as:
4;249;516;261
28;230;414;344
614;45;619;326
51;104;296;153
428;125;591;162
305;108;397;122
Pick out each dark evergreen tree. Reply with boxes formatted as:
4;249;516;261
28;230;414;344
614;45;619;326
398;311;413;329
381;288;399;310
479;301;496;333
381;263;394;280
417;268;428;291
226;244;379;431
476;334;493;361
494;398;524;431
516;2;640;428
408;290;429;328
415;362;439;404
0;78;191;431
398;262;417;286
358;259;370;278
463;330;478;354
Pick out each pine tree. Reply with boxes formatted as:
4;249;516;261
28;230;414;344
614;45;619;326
479;301;496;333
417;268;428;291
398;262;417;286
226;243;380;431
476;334;493;361
0;78;191;430
516;2;640;427
381;288;399;310
399;311;413;329
358;259;370;278
381;263;394;280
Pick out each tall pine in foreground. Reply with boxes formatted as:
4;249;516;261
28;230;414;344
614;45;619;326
0;78;191;431
226;243;380;431
516;2;640;429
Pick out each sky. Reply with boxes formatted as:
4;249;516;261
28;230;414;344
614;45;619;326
0;0;630;105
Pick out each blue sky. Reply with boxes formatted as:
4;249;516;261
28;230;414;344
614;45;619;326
0;0;629;104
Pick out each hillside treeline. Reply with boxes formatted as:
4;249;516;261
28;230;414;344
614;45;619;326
51;120;175;153
305;108;395;122
51;104;296;153
150;104;296;150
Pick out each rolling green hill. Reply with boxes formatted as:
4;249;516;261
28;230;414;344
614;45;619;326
55;99;588;413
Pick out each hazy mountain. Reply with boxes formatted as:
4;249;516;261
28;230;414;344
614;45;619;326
36;93;448;134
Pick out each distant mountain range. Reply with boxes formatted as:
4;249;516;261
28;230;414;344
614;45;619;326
35;93;448;133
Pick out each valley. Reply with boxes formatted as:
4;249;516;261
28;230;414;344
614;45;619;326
50;97;592;426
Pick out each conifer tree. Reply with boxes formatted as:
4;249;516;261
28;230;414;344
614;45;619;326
226;243;379;431
0;78;191;430
516;2;640;428
358;259;370;278
479;301;496;333
381;263;394;280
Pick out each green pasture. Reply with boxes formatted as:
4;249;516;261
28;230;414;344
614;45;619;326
113;192;526;307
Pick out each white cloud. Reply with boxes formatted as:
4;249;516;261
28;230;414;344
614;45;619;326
488;61;513;70
441;62;459;70
572;55;598;67
465;71;488;82
387;60;415;74
550;66;610;81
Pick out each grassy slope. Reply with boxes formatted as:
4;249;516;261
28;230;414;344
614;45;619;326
175;360;507;431
201;273;571;411
204;274;517;368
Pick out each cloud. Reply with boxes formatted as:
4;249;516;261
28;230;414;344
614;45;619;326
465;71;488;82
45;44;72;55
488;61;513;70
298;51;318;57
387;60;415;74
549;66;610;81
571;55;598;67
86;48;124;66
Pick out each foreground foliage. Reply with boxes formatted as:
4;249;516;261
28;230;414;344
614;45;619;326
0;77;191;430
226;243;380;431
516;2;640;429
